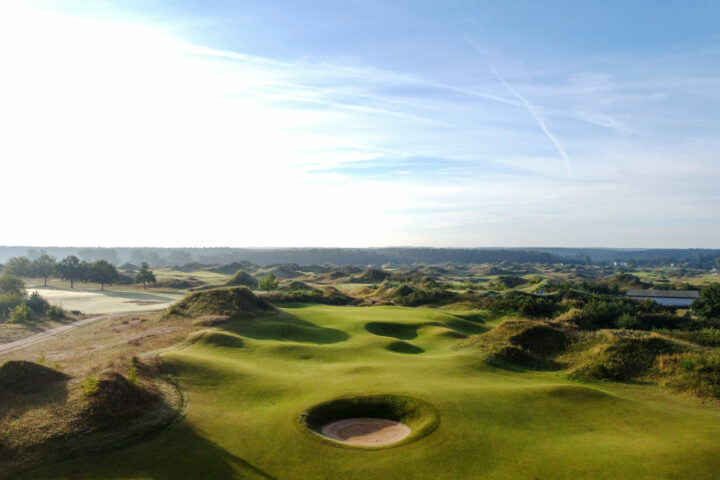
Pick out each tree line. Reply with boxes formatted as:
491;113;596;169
2;255;120;290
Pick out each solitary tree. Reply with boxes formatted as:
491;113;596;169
135;262;156;289
32;254;57;287
3;257;32;277
89;260;118;291
58;255;82;288
258;273;278;293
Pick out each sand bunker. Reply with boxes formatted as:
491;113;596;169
321;418;411;446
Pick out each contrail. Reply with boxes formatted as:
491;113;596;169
466;39;571;171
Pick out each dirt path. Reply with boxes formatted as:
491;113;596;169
0;313;128;355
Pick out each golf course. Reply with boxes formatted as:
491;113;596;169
17;303;720;480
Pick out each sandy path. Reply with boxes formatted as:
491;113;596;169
321;418;411;446
0;313;125;355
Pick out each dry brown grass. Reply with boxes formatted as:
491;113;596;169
0;311;202;477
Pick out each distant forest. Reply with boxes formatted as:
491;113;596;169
0;247;718;269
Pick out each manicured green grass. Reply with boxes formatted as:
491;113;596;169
26;287;184;314
22;305;720;479
154;269;231;285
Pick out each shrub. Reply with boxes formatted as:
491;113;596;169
572;334;683;381
692;283;720;322
26;290;50;314
0;292;24;319
82;374;100;396
9;303;32;323
617;313;641;330
47;304;65;320
0;273;26;296
573;299;635;329
656;352;720;398
128;364;138;386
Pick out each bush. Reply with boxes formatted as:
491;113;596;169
0;292;24;319
9;303;32;323
0;273;26;296
82;374;100;396
128;364;138;386
617;313;641;330
47;304;65;320
656;352;720;398
572;334;683;381
26;290;50;314
692;283;720;322
573;299;635;329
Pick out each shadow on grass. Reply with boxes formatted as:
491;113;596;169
18;424;278;480
365;322;418;340
224;313;349;344
386;341;424;354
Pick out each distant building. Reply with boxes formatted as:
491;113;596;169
626;289;700;307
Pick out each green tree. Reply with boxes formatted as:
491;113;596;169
58;255;81;288
31;254;57;287
89;260;118;291
716;255;720;270
10;303;32;323
693;283;720;322
0;273;26;296
3;257;32;277
134;262;156;289
258;273;279;293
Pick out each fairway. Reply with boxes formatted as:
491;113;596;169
27;287;184;314
20;305;720;479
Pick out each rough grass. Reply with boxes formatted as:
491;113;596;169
0;361;68;394
463;319;568;370
166;287;274;318
17;305;720;480
225;270;258;289
567;331;688;381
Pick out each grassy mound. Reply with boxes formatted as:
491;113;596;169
231;314;349;344
262;286;354;305
281;280;314;291
465;319;568;370
386;341;424;354
208;261;257;274
82;372;160;428
301;394;439;448
0;361;68;394
569;331;688;381
351;268;390;283
166;286;274;318
365;322;418;340
262;266;303;279
225;270;258;289
656;352;720;398
155;277;204;289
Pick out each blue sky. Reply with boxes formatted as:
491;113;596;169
0;1;718;247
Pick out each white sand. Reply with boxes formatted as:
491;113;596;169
321;418;411;446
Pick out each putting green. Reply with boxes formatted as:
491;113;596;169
21;305;720;479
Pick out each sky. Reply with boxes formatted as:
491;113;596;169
0;0;719;248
